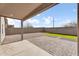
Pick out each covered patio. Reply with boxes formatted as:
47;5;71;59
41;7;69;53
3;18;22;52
0;3;78;56
0;3;58;44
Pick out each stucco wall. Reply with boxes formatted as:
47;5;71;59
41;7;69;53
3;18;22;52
5;27;77;35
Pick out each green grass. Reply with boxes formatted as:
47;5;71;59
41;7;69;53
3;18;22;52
45;32;77;42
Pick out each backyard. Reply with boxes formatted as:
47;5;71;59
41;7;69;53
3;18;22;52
0;3;77;56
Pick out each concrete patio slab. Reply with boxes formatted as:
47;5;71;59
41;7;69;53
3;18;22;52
3;33;44;44
0;40;51;56
3;34;21;44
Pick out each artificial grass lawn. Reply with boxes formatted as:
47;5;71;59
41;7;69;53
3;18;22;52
45;33;77;42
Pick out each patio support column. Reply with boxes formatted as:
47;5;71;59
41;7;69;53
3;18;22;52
21;20;23;40
77;3;79;56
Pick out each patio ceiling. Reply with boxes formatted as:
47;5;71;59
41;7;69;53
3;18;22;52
0;3;58;21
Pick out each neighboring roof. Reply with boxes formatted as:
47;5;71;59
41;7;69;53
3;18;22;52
0;3;58;21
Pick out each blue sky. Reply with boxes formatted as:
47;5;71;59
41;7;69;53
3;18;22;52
8;3;77;28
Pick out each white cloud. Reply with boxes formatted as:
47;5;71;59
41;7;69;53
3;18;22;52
7;18;21;27
43;16;53;25
59;19;73;27
64;19;72;24
24;19;40;27
7;18;15;25
27;19;39;24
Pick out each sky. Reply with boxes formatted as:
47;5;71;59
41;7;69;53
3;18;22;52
7;3;77;28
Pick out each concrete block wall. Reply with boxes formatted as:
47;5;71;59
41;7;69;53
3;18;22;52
5;28;43;35
5;27;77;35
6;28;22;35
45;27;77;35
23;28;44;33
